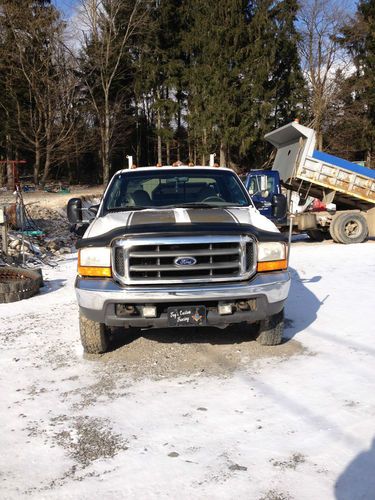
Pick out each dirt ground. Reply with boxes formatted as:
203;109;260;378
0;185;104;209
99;325;305;380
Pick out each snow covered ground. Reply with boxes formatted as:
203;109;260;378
0;240;374;500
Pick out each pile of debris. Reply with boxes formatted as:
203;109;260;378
1;203;77;267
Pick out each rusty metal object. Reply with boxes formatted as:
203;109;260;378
0;266;42;303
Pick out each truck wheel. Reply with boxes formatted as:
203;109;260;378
331;213;368;244
306;230;325;242
79;311;109;354
329;216;341;242
256;310;284;346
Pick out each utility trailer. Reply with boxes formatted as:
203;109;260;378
263;121;375;243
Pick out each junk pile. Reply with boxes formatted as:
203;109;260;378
0;189;78;269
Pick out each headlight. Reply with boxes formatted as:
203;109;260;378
257;242;287;272
258;242;286;262
78;247;111;277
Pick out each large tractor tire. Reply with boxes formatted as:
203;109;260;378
0;266;42;303
256;309;284;346
330;213;368;244
79;311;109;354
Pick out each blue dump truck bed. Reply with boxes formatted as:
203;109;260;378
312;150;375;180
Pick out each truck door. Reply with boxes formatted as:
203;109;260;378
246;172;277;219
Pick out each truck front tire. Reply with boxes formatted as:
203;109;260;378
79;311;109;354
330;213;368;244
256;309;284;346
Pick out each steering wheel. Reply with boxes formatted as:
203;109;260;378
201;195;225;203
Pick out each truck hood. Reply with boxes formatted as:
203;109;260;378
84;206;279;239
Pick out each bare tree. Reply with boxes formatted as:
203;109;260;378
77;0;149;184
0;1;81;185
298;0;351;150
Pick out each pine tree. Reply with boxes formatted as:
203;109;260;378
241;0;305;166
350;0;375;165
328;0;375;166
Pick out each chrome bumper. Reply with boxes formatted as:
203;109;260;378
75;271;290;311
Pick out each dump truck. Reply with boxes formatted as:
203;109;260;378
244;121;375;243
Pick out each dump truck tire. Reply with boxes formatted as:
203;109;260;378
329;216;341;242
331;213;368;244
79;311;109;354
256;309;284;346
0;267;41;303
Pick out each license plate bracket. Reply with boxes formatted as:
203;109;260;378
167;306;206;327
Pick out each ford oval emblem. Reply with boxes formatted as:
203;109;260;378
174;256;197;266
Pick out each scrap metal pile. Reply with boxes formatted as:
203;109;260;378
0;190;77;269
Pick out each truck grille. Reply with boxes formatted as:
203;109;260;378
113;236;256;285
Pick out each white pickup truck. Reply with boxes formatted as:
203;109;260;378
67;166;290;353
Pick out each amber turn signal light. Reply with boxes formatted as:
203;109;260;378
257;260;288;272
78;265;112;277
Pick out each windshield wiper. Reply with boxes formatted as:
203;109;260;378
106;206;153;212
158;203;247;209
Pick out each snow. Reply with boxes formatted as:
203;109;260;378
1;240;375;499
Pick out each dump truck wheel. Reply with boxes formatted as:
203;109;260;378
0;267;41;303
256;309;284;346
79;311;109;354
329;216;341;242
331;213;368;244
306;230;325;242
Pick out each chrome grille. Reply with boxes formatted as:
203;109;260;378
112;236;256;285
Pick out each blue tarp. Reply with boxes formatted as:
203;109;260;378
312;150;375;180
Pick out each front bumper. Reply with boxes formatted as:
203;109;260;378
76;271;290;328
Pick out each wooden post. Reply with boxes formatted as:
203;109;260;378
0;207;8;255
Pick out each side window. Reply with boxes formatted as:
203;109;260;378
248;177;259;195
226;176;248;204
106;177;122;208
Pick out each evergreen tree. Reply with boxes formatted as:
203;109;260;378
183;0;304;168
341;0;375;165
324;0;375;166
242;0;305;166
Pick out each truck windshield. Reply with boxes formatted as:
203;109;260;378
103;169;251;212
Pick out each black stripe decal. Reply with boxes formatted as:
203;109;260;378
188;208;235;224
130;210;176;226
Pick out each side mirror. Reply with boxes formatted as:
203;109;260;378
67;198;82;223
70;222;89;237
272;194;287;219
88;204;99;215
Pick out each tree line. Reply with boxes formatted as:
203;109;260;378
0;0;374;187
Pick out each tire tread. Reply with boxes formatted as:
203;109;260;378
79;312;109;354
256;310;284;346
